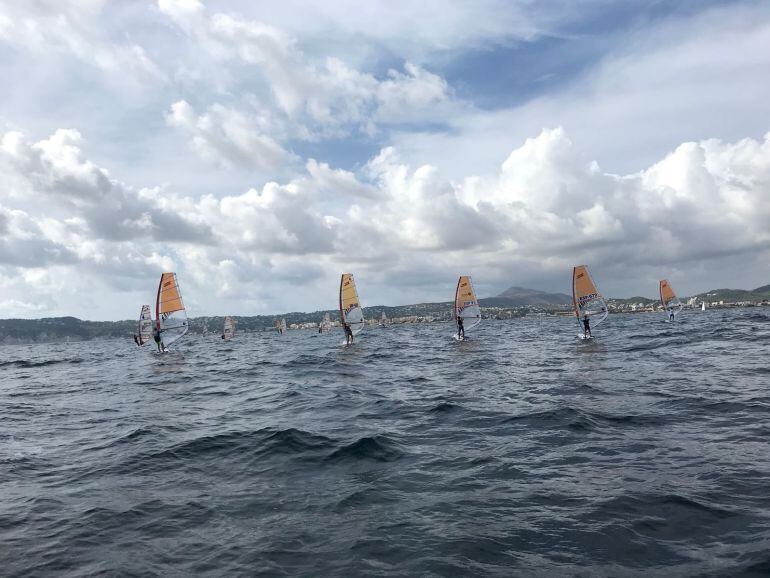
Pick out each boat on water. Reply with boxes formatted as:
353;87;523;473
453;276;481;340
572;265;608;338
222;316;235;340
156;272;189;349
340;273;365;336
659;279;683;321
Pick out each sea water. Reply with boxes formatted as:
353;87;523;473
1;309;769;575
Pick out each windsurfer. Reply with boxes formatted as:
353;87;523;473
668;308;675;321
582;314;591;338
343;321;354;345
457;315;465;339
153;327;165;352
133;334;140;346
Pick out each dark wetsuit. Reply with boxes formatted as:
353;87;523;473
582;315;591;337
457;317;465;339
343;323;354;344
153;329;164;352
133;334;140;347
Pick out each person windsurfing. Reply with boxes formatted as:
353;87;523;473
582;314;591;339
457;315;465;340
343;321;354;345
153;327;165;353
133;334;140;347
668;308;675;322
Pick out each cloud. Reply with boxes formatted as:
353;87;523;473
2;123;770;318
159;1;453;140
305;159;379;199
2;129;213;243
0;0;165;82
166;100;297;171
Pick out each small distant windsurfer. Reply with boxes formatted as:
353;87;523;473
457;315;465;340
582;314;591;338
153;327;165;353
133;334;140;347
343;321;354;345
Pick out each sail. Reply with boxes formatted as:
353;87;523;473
340;273;365;335
320;312;332;332
137;304;153;345
156;272;188;347
380;311;389;326
454;276;481;331
572;265;608;328
223;316;235;340
659;279;683;319
275;319;284;334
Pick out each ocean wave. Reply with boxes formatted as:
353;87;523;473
0;357;85;368
326;435;404;462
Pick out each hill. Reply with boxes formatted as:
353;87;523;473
491;286;572;306
689;285;770;303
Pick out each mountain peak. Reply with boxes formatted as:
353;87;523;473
485;286;572;306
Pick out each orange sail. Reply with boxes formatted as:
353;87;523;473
572;265;608;327
155;272;188;347
659;279;682;319
454;276;481;331
339;273;365;335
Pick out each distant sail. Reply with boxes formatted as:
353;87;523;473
572;265;608;328
659;279;683;320
320;312;332;332
340;273;365;335
137;304;153;346
223;316;235;340
275;318;286;334
454;275;481;332
156;272;188;348
380;311;389;326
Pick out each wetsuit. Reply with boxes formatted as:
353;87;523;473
344;323;354;344
582;315;591;338
153;329;164;352
457;317;465;339
133;334;140;347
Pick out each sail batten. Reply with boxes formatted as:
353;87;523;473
454;276;481;332
340;273;365;335
572;265;608;328
155;272;188;348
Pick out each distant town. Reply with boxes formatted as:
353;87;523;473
1;285;768;344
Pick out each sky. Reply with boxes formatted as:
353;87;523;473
1;0;770;320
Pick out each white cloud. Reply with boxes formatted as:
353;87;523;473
1;124;770;318
0;0;165;81
389;2;770;179
2;129;212;243
159;1;453;140
166;100;297;171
